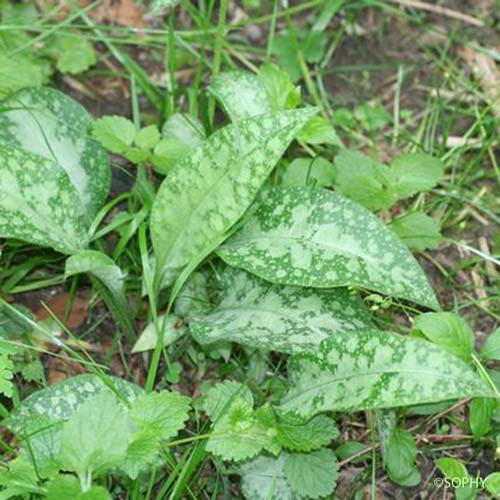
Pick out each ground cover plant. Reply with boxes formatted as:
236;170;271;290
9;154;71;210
0;0;499;498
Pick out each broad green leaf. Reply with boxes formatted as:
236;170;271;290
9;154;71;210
484;472;500;497
92;115;136;155
276;415;339;452
0;54;45;98
413;312;475;362
0;341;14;397
119;428;160;480
52;36;96;75
482;327;500;361
334;150;395;210
279;329;493;418
206;397;278;461
132;314;186;353
150;108;318;286
0;87;110;254
469;397;496;437
239;455;294;500
7;374;141;433
135;125;161;150
174;271;210;317
203;380;253;421
298;116;341;146
218;187;439;309
283;449;338;499
435;458;477;500
390;211;441;250
257;63;301;111
0;456;43;498
354;102;391;132
0;303;34;339
130;390;191;440
46;475;111;499
210;71;271;121
389;153;443;198
385;428;420;486
59;392;131;476
279;157;335;187
190;268;372;354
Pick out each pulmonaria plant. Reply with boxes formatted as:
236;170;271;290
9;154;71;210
0;65;498;499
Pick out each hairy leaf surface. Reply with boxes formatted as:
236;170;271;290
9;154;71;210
279;329;493;417
190;268;372;354
0;87;110;254
151;109;317;285
218;187;438;309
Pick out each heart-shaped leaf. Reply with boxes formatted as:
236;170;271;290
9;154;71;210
279;329;494;418
150;108;317;287
190;268;372;354
0;87;110;254
218;187;438;309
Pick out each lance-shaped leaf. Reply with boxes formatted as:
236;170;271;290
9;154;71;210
65;250;135;341
0;87;110;254
209;70;271;122
150;108;318;286
218;187;438;309
279;329;494;418
190;268;372;354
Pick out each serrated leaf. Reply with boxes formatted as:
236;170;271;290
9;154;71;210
218;186;438;309
119;428;160;480
284;449;338;499
0;341;14;398
239;454;294;500
279;157;335;187
53;36;96;75
389;153;443;198
390;211;441;250
130;390;191;441
276;415;339;452
46;474;111;499
132;314;186;353
60;392;130;476
0;87;110;254
92;115;136;155
210;71;271;121
150;108;318;286
203;381;253;421
8;374;141;433
0;54;45;98
279;329;494;418
482;327;500;361
135;125;161;150
298;116;341;146
206;397;277;461
190;267;372;354
413;312;475;362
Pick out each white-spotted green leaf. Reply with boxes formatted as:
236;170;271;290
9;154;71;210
239;454;294;500
210;71;271;121
132;314;186;353
279;329;494;418
190;267;372;354
218;187;439;309
150;108;318;286
0;87;110;254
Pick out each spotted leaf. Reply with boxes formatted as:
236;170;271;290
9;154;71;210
150;108;318;286
0;87;110;254
190;267;372;354
218;187;438;309
279;329;494;418
210;70;272;121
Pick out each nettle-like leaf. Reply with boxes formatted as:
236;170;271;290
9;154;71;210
202;380;254;422
390;211;442;250
190;267;372;354
59;392;131;477
7;374;141;433
279;157;335;188
210;71;271;121
0;87;110;254
150;108;318;286
482;327;500;361
279;329;494;418
218;187;438;309
284;449;338;499
0;341;15;398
